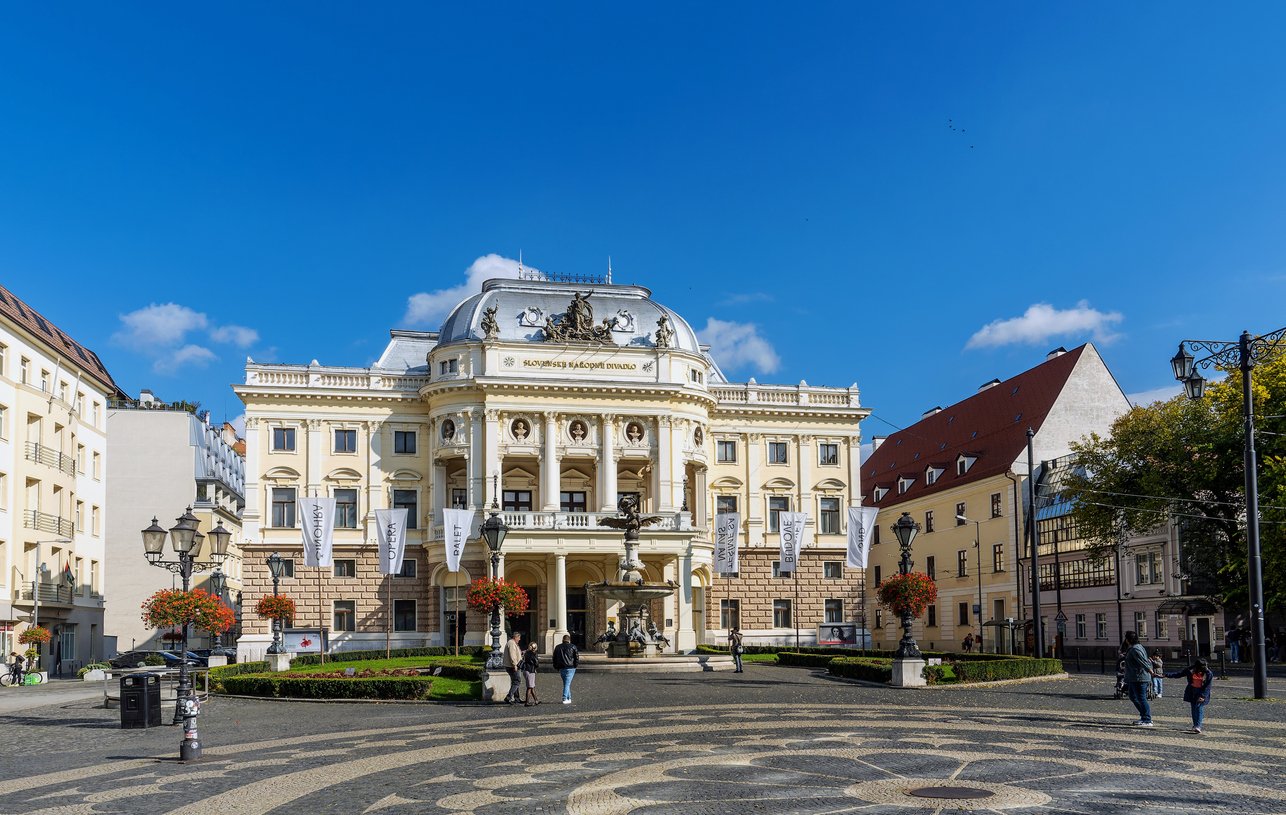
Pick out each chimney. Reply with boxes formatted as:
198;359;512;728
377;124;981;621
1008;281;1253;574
921;406;942;419
871;436;886;452
978;378;1001;392
138;389;156;405
1046;346;1067;360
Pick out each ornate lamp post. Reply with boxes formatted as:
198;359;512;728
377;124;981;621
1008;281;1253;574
140;510;231;762
1169;325;1286;700
265;552;286;655
891;512;922;659
480;501;509;671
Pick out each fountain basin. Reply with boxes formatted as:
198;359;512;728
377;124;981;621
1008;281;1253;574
587;580;677;658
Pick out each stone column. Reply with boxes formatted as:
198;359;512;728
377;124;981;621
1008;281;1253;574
541;412;559;510
469;409;484;509
656;416;673;511
432;461;447;527
484;409;501;508
599;414;617;511
677;554;696;653
554;553;568;639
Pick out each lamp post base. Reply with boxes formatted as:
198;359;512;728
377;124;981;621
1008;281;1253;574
180;735;202;762
891;657;927;687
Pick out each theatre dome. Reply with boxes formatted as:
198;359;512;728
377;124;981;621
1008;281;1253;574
436;277;703;354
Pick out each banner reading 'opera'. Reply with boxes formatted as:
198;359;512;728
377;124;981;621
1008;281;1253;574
376;508;409;575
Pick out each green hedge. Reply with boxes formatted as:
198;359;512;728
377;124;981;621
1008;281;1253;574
208;661;269;692
221;674;435;700
777;652;839;668
954;658;1063;682
291;646;486;667
827;657;893;683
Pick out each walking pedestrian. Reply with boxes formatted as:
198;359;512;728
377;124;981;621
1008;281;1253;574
1225;626;1240;663
521;642;541;706
729;627;744;673
502;631;523;704
1151;650;1164;698
1164;657;1214;733
6;651;24;686
1122;631;1158;727
962;633;974;653
552;634;580;704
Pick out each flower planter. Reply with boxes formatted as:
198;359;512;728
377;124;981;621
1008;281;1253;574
82;669;106;682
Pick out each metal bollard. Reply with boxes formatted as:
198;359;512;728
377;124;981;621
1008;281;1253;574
1075;648;1081;673
1218;650;1227;680
1100;652;1106;674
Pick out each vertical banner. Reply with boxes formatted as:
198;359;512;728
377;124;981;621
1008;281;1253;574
298;497;336;568
442;508;476;573
778;512;807;573
714;512;740;574
376;508;409;575
846;507;879;569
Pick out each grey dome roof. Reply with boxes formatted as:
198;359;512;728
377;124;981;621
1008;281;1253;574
437;278;702;353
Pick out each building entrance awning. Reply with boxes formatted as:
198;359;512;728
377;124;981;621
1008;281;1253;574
1157;598;1219;616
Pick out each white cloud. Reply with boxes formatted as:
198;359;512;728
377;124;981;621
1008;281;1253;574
404;254;535;327
230;414;246;436
1126;384;1183;407
153;344;217;374
965;301;1123;350
210;325;260;348
115;303;208;348
698;318;781;374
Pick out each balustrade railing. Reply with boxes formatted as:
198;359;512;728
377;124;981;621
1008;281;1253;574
24;442;77;476
23;510;75;538
430;510;693;540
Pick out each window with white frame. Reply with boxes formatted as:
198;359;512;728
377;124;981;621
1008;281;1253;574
278;558;295;578
957;455;976;475
924;510;935;532
393;430;417;454
897;477;914;494
716;440;737;463
767;496;789;532
1075;613;1086;639
92;451;101;480
767;441;788;464
272;427;296;452
991;492;1003;518
772;560;790;578
824;599;843;623
1095;613;1107;639
716;495;738;515
818;497;841;534
956;550;967;577
91;506;100;536
992;543;1004;572
393;489;418;529
333;559;357;578
1155;613;1169;639
438;358;458;375
334;428;357;453
925;467;942;485
271;487;297;528
1134;611;1148;638
772;599;792;628
818;442;839;466
955;503;966;524
335;488;359;528
0;404;7;439
873;486;888;502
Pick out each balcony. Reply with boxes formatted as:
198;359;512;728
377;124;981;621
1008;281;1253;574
13;580;75;608
24;442;77;477
430;510;694;540
23;510;75;538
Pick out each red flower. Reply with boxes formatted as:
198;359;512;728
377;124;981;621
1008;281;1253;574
465;578;530;614
876;572;938;618
18;625;52;645
141;589;237;634
255;595;297;621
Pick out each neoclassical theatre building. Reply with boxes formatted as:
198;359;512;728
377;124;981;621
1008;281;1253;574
236;272;868;660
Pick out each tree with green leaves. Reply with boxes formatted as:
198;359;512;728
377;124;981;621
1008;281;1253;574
1061;350;1286;617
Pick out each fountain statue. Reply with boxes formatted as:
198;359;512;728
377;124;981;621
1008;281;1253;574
587;495;678;658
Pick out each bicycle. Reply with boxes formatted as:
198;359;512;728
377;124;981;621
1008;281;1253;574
1;669;43;686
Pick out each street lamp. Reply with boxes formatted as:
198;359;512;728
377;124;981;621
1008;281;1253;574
480;498;509;671
1169;326;1286;700
265;552;286;656
891;512;922;659
139;509;229;763
957;514;984;653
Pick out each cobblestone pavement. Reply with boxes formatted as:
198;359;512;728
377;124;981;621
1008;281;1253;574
1;667;1283;815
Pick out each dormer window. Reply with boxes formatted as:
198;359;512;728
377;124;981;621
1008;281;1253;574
897;476;914;494
924;467;944;485
439;358;458;375
956;454;977;476
872;486;889;502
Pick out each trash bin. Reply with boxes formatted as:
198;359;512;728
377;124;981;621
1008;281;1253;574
120;673;162;729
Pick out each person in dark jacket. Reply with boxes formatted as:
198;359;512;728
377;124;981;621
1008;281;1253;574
1122;631;1158;726
1165;657;1215;733
552;634;580;704
520;643;541;706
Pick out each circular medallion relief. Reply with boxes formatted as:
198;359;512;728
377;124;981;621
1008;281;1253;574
440;419;455;441
569;420;588;443
511;418;531;442
625;421;645;444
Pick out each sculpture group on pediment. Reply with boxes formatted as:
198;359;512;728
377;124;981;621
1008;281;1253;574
541;292;617;344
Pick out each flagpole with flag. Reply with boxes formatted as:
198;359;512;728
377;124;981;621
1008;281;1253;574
847;507;878;653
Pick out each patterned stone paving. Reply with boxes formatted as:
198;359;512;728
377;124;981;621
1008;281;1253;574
0;671;1283;814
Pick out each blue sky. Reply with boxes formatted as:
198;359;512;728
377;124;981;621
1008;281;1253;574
3;4;1285;438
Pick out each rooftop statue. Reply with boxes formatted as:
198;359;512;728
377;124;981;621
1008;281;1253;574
541;292;615;344
654;314;674;349
479;305;500;341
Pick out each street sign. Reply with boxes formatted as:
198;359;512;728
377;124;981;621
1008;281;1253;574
1054;610;1068;623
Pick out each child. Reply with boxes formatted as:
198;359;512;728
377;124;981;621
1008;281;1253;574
1150;651;1164;698
1165;657;1213;733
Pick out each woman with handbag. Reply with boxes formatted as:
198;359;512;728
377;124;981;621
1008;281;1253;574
521;642;541;706
730;627;744;673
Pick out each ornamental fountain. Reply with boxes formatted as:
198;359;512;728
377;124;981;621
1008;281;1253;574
587;496;678;658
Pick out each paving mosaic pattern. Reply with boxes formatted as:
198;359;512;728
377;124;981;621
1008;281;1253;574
1;671;1283;815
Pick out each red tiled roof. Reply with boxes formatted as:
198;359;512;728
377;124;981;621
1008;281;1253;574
863;346;1087;507
0;283;121;394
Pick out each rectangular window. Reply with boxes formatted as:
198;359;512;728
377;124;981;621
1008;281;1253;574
958;602;969;626
772;560;790;578
75;501;84;532
1134;611;1148;639
767;441;788;464
927;605;937;627
20;357;30;385
77;444;85;474
272;427;296;451
451;488;468;508
1135;553;1148;584
772;599;792;628
720;599;740;630
957;550;968;577
333;600;356;632
716;440;737;463
393;431;417;454
334;428;357;453
59;625;76;662
992;543;1005;572
333;559;357;578
767;496;790;532
393;599;417;632
438;359;458;375
560;491;587;513
955;503;967;524
0;343;5;375
818;442;839;466
924;510;934;532
0;473;6;510
397;559;417;579
818;497;840;534
502;490;533;512
92;451;101;480
991;492;1003;518
873;565;881;586
823;561;843;579
1150;554;1163;585
925;556;936;580
1075;613;1087;639
1095;613;1108;640
335;488;359;528
0;404;6;439
824;599;844;623
393;489;418;529
271;487;297;528
1156;613;1169;639
715;495;738;515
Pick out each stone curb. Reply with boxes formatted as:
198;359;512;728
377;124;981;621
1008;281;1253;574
211;692;488;706
821;671;1071;689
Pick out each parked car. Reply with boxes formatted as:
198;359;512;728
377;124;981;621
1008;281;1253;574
108;650;204;669
193;647;237;664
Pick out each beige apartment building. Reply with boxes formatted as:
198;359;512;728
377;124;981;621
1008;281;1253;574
861;345;1130;655
0;283;122;672
235;271;869;660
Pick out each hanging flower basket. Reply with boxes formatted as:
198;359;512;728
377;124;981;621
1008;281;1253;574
466;578;530;615
18;625;52;645
876;572;938;618
141;589;238;634
255;595;297;621
160;630;185;643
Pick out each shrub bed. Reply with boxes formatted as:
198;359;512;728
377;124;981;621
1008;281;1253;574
208;661;269;692
221;674;435;700
828;657;893;683
953;658;1063;682
777;652;839;668
291;646;485;667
